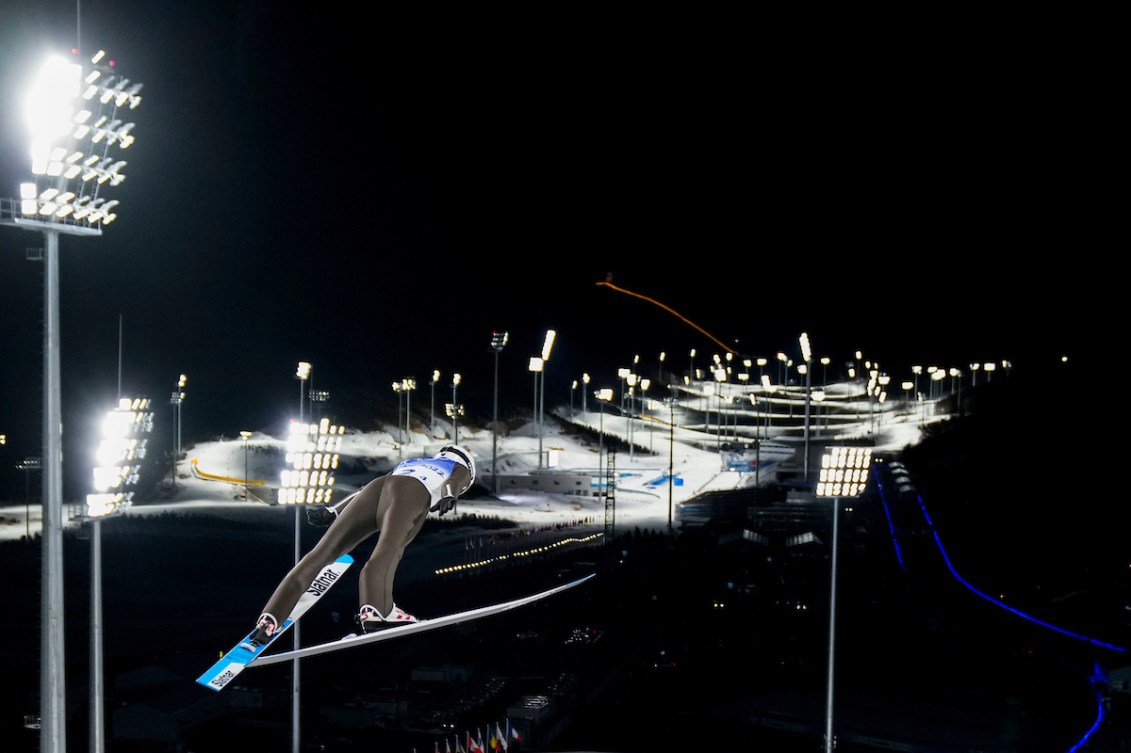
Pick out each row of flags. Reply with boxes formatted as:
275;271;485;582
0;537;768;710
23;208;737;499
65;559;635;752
432;718;522;753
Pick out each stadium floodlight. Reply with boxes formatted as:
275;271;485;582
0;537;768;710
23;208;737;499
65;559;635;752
489;332;508;494
169;373;186;488
430;370;441;439
86;396;152;753
0;48;145;753
393;381;405;457
6;50;142;231
309;389;330;422
529;356;545;467
401;378;416;447
296;361;312;423
88;397;153;510
278;418;344;507
537;330;556;469
445;402;465;445
450;373;462;443
814;445;873;753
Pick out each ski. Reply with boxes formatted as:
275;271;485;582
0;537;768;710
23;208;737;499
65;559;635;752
253;572;596;666
196;553;353;691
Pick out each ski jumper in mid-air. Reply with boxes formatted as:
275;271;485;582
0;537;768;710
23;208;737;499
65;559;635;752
248;445;476;644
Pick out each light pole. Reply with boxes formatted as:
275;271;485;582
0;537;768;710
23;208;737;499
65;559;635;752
445;403;464;446
451;373;461;443
529;357;544;463
820;357;830;430
309;389;329;422
625;373;637;462
392;381;404;457
296;362;311;423
18;456;41;540
169;373;186;489
430;370;441;439
0;48;145;753
278;419;344;753
539;330;556;470
87;397;153;753
800;332;812;482
594;388;613;498
176;373;186;457
713;368;727;459
490;332;508;495
667;392;674;532
240;430;252;500
640;378;651;451
402;378;416;448
815;446;873;753
581;373;590;414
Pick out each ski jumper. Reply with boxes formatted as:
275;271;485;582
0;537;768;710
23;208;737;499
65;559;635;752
256;456;466;626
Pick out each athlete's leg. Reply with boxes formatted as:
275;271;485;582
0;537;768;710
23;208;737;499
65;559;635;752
257;478;385;627
359;477;430;616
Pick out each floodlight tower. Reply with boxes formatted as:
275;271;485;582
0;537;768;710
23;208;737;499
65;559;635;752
528;357;544;462
430;370;441;439
169;373;186;488
489;332;508;494
814;446;873;753
450;373;462;443
296;362;312;423
538;330;556;469
402;378;416;448
87;397;153;753
0;48;144;753
392;381;404;457
800;332;813;481
278;418;343;753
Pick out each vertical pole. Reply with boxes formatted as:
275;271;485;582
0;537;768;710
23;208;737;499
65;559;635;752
89;519;104;753
824;497;840;753
803;366;812;482
42;228;66;753
492;352;500;495
292;506;301;753
667;398;674;532
538;369;545;469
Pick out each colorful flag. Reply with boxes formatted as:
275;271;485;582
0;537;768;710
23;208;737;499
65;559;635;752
445;741;452;753
454;737;465;753
507;718;523;744
468;731;484;753
495;721;508;751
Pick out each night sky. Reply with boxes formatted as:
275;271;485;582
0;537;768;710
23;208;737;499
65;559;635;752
0;2;1106;496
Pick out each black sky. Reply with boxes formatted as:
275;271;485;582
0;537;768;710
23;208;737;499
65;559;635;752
0;2;1110;496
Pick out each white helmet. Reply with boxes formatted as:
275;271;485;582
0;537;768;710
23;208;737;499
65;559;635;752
435;445;476;491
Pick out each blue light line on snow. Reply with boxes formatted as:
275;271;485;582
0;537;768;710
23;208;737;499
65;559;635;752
884;462;1121;753
873;477;907;571
911;491;1126;654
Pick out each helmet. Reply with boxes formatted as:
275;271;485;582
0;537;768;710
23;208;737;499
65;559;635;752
435;445;476;491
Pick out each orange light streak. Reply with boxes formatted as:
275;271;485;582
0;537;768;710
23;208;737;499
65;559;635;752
595;280;735;354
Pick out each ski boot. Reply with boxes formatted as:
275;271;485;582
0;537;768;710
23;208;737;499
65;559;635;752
358;603;419;633
245;613;279;648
